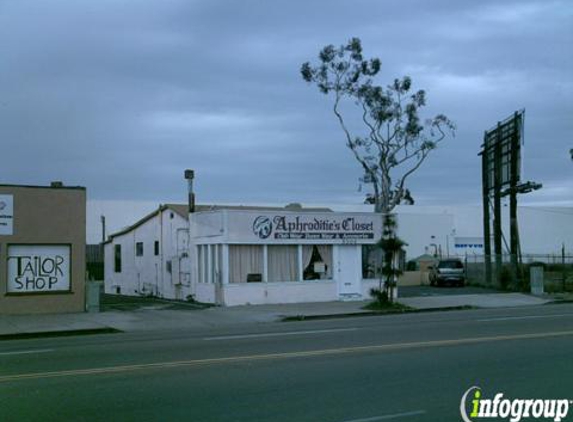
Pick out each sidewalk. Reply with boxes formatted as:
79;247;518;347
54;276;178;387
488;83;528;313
0;301;373;338
398;292;552;310
0;293;554;338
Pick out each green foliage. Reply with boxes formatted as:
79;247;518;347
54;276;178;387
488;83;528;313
369;287;389;305
301;37;455;213
498;265;513;290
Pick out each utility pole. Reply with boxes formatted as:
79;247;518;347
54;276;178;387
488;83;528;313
563;243;567;292
509;112;520;286
493;122;503;285
482;142;492;285
100;215;106;243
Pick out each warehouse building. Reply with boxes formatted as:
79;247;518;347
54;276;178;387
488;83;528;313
103;204;190;300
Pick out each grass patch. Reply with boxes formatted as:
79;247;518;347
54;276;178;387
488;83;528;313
0;327;122;341
362;301;413;312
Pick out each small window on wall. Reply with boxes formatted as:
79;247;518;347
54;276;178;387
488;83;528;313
302;245;332;280
229;245;263;283
114;244;122;273
154;241;159;256
136;242;144;257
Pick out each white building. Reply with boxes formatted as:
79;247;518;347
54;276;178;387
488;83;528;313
394;205;573;259
104;202;573;305
190;209;386;306
104;204;191;299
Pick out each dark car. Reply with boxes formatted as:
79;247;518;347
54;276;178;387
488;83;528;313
429;258;465;287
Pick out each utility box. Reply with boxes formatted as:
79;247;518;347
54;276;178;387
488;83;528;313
86;280;103;313
0;183;86;315
530;265;545;296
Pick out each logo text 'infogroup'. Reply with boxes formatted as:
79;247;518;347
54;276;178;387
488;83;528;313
461;387;571;422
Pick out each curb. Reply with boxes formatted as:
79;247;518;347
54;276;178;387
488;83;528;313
0;327;123;341
544;299;573;305
281;305;477;322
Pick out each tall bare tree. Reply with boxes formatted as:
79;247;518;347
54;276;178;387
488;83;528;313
301;37;455;213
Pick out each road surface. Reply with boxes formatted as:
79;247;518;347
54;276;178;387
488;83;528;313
2;304;573;421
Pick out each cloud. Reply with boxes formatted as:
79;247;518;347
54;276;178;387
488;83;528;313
0;0;570;237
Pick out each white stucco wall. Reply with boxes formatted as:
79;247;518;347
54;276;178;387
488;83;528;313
222;281;337;306
104;208;191;299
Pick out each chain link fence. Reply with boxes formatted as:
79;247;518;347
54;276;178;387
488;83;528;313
461;254;573;292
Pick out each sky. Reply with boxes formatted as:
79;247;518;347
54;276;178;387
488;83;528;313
1;0;572;241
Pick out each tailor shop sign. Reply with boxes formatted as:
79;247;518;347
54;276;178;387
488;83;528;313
7;245;71;293
251;214;379;244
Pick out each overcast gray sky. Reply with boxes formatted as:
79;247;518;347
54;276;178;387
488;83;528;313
1;0;572;238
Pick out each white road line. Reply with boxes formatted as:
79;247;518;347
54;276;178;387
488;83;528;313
203;327;358;341
0;349;54;356
478;313;573;322
338;410;427;422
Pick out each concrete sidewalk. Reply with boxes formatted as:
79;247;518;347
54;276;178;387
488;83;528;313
399;292;551;310
0;293;554;338
0;301;373;337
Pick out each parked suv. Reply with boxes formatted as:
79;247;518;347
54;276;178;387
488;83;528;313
429;258;465;287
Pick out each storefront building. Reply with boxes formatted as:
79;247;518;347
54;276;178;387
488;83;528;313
0;183;86;315
190;209;384;306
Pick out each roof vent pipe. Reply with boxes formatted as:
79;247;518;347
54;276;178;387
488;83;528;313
184;169;195;213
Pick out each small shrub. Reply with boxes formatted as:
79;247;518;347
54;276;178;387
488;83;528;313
369;287;389;305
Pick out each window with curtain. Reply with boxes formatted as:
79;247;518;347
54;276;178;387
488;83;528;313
302;245;332;280
229;245;263;283
268;245;298;282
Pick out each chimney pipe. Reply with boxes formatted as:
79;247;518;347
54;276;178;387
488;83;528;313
184;169;195;213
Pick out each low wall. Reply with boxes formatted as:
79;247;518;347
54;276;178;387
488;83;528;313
400;271;430;286
222;281;337;306
195;283;216;304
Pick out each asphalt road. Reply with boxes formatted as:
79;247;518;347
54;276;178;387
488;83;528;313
2;304;573;422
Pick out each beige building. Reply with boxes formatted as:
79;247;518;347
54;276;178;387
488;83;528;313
0;183;86;314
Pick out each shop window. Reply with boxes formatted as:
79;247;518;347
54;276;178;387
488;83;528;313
302;245;332;280
198;246;204;283
362;246;406;278
203;245;209;283
154;241;159;256
136;242;144;257
268;245;298;282
197;245;212;283
210;245;221;285
114;244;122;273
362;245;383;279
229;245;263;283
